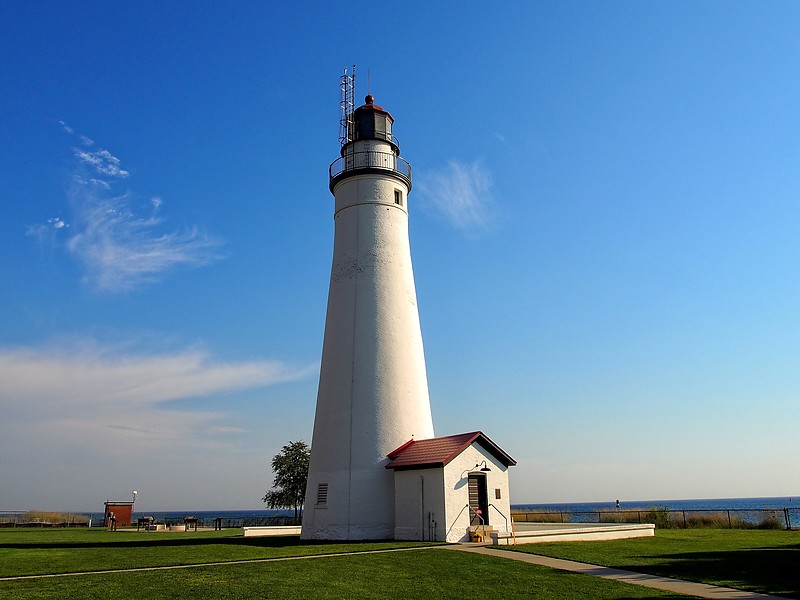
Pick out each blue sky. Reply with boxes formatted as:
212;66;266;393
1;1;799;512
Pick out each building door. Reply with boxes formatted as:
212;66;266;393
468;474;489;526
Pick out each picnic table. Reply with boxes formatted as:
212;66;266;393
184;516;199;532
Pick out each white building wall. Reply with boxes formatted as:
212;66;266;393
442;445;512;543
302;142;435;540
393;468;445;541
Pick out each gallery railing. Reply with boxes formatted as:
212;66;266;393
329;151;412;190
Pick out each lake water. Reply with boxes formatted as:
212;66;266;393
80;496;797;524
512;496;796;513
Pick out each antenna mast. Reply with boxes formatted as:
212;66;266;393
339;65;356;146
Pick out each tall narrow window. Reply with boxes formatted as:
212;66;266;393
394;189;403;206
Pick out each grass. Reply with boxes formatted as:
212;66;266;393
509;528;800;598
0;531;678;600
0;530;688;599
6;528;797;598
0;528;436;577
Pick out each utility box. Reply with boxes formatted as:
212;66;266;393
103;501;134;528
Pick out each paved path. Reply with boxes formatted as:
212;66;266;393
448;544;785;599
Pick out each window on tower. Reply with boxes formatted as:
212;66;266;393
394;189;403;206
375;116;386;140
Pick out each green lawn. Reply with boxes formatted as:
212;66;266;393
0;528;688;599
509;529;800;598
0;528;435;577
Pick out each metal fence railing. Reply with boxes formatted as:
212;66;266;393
202;516;301;529
0;512;302;529
512;507;799;530
329;150;412;189
0;511;92;528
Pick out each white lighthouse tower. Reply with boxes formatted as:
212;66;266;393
302;72;435;540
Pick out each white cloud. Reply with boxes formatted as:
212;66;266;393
25;217;69;246
72;147;130;178
65;186;222;292
416;160;497;234
32;125;225;292
0;341;315;454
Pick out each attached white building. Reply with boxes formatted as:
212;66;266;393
386;431;516;543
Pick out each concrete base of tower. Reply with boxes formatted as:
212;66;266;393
301;468;400;541
300;524;394;541
393;526;427;541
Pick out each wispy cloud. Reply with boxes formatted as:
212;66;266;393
27;122;223;292
72;147;130;178
416;160;497;234
25;217;70;248
0;340;316;454
65;187;221;292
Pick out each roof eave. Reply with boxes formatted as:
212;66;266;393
385;461;443;471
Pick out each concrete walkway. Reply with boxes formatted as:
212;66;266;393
448;544;785;599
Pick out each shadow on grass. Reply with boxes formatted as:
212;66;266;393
614;544;800;599
0;536;400;551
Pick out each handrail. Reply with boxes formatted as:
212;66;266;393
488;503;513;545
468;506;485;527
488;503;508;531
468;506;489;542
446;504;471;541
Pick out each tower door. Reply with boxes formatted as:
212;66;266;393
468;474;489;526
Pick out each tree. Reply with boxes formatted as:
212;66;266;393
262;440;310;520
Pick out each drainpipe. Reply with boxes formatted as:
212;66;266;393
420;475;425;541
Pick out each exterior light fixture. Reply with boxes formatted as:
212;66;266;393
461;461;492;479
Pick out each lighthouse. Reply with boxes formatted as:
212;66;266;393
301;73;435;540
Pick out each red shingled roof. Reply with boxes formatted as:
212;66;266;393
385;431;516;471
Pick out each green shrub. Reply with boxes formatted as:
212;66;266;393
756;515;784;529
643;506;672;529
686;511;732;529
